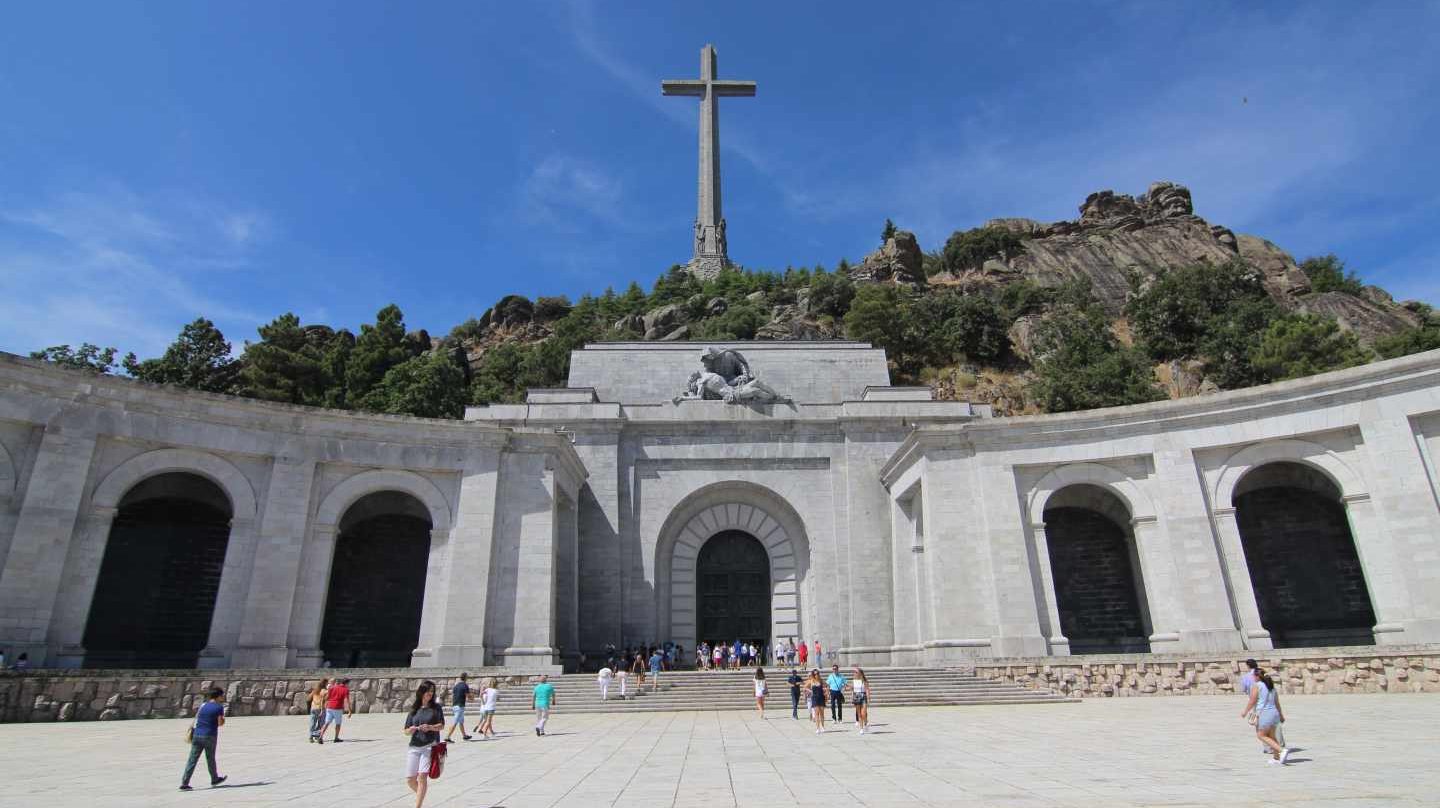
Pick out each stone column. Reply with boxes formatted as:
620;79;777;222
198;516;258;668
1211;507;1272;651
410;526;454;667
554;493;580;666
1129;515;1182;650
1029;522;1070;655
487;451;561;671
232;458;316;668
0;427;97;663
1340;493;1412;643
286;523;339;668
1357;414;1440;640
47;506;117;667
418;450;500;668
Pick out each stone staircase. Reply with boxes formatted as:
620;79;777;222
482;667;1073;715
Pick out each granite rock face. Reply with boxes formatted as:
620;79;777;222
960;182;1417;344
850;230;926;287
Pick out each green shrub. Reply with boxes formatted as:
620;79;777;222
1028;307;1162;412
1248;314;1371;381
941;226;1025;274
1300;254;1364;295
1127;261;1270;360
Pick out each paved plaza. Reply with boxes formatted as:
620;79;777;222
3;694;1439;807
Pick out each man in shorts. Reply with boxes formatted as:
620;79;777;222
322;677;352;742
445;672;472;742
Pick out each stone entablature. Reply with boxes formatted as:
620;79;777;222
974;645;1440;698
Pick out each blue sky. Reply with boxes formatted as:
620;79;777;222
2;1;1438;357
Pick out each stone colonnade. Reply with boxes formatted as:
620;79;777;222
0;353;583;671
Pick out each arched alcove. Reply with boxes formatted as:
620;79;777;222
1042;483;1152;654
1233;461;1376;647
83;472;234;668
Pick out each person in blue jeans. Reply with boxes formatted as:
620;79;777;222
180;687;228;790
648;649;664;692
826;665;847;722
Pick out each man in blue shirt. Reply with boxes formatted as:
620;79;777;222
826;665;847;723
649;649;664;692
180;687;228;790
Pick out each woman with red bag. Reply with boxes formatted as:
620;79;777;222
402;680;446;807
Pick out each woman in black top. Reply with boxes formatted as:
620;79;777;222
403;680;445;808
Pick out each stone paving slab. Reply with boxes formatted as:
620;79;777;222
1;695;1437;806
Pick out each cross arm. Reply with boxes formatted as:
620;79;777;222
662;80;706;96
712;80;757;97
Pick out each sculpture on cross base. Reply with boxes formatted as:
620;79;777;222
673;347;788;405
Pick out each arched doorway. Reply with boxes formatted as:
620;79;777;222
696;531;771;646
1043;484;1152;654
1234;462;1376;647
83;472;233;668
319;491;433;667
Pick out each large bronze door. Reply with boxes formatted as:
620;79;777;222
697;531;771;644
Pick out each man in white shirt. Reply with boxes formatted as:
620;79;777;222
597;666;614;701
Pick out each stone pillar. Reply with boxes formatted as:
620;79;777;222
1357;414;1440;641
1211;507;1272;651
487;452;561;671
410;526;454;667
1341;493;1413;643
0;427;97;664
232;458;316;668
1029;522;1070;655
417;451;500;668
197;516;258;668
47;506;117;667
286;523;339;668
574;431;622;651
554;493;580;666
1129;515;1183;650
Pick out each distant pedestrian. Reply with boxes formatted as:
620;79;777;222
852;667;871;734
797;641;808;667
826;665;846;723
813;640;822;667
806;670;826;733
649;648;664;691
754;668;768;717
788;668;803;719
445;672;472;742
617;666;629;698
307;678;329;743
13;652;29;671
1239;658;1270;753
321;677;353;742
179;686;228;790
533;675;557;736
402;680;445;808
1240;667;1291;764
712;643;723;670
598;665;613;701
786;639;797;666
0;648;6;669
632;652;648;690
476;678;498;739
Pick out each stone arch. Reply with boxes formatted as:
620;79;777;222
656;481;810;652
92;448;257;519
1214;439;1364;507
314;469;453;532
1028;462;1156;527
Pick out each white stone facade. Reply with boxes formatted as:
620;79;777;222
2;341;1439;671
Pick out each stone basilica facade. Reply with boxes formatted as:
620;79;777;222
2;341;1440;673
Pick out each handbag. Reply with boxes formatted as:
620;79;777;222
428;741;448;779
185;717;196;744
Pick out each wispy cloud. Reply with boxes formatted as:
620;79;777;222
519;154;626;232
0;183;271;357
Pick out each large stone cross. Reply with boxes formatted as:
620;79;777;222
663;44;756;279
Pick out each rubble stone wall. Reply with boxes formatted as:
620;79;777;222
974;646;1440;698
0;668;527;723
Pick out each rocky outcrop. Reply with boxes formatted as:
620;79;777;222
963;182;1417;336
1296;292;1421;345
850;230;926;287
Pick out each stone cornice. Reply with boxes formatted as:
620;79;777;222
0;351;511;451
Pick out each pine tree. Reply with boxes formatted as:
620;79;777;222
346;304;414;405
123;318;239;393
238;314;325;404
881;218;897;244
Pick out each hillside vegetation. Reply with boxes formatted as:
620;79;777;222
29;182;1440;418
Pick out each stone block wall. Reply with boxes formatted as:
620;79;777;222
0;668;530;724
974;646;1440;698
